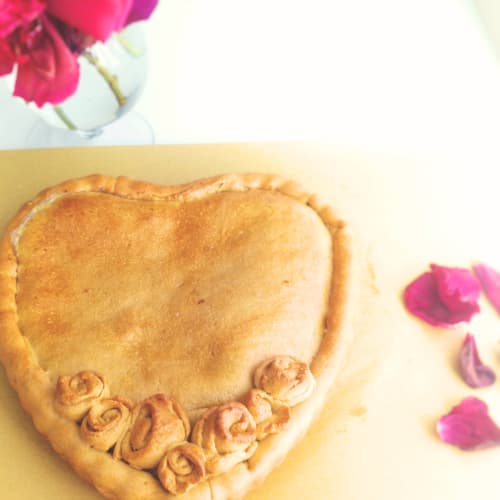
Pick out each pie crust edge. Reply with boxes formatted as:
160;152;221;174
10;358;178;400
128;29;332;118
0;173;354;500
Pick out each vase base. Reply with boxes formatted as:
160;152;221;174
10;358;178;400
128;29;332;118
25;110;155;148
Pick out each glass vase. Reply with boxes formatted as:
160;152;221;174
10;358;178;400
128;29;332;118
25;22;153;147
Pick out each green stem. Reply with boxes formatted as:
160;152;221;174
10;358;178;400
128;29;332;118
115;32;143;57
83;52;127;107
53;105;77;130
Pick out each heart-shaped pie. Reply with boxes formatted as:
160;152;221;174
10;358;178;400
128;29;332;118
0;174;352;499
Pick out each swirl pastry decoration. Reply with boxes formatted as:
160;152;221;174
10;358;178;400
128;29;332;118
253;356;315;407
191;402;258;475
115;394;190;470
240;389;291;441
157;442;207;495
54;371;110;421
54;356;314;495
80;396;133;452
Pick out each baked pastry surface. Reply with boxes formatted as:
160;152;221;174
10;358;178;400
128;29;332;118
0;174;352;499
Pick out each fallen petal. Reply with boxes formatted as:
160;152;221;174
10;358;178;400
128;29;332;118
404;269;478;327
437;397;500;450
430;264;480;314
459;333;496;388
473;262;500;315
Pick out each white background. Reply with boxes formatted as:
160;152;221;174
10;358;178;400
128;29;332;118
1;0;500;156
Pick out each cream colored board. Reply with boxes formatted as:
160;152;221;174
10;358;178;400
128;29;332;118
0;143;499;500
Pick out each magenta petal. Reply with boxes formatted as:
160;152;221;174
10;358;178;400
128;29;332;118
473;262;500;315
0;39;15;76
404;272;453;327
437;397;500;450
459;333;496;388
126;0;159;25
47;0;132;41
0;0;46;38
13;15;80;107
431;264;480;314
404;265;480;327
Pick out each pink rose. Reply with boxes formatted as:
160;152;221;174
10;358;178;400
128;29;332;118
0;0;158;106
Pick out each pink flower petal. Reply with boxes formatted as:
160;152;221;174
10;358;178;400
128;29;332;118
431;264;481;314
0;39;15;76
13;15;79;107
126;0;159;25
459;333;496;388
437;397;500;451
0;0;46;38
404;265;480;327
46;0;132;41
473;262;500;315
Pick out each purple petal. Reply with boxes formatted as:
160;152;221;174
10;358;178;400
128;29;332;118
473;262;500;315
404;265;481;327
437;397;500;451
126;0;159;25
459;333;496;388
430;264;481;314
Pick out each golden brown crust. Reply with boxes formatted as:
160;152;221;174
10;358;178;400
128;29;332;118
157;442;207;495
0;173;354;500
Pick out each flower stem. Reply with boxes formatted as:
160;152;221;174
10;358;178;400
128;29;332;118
115;33;143;57
82;52;127;107
53;106;77;130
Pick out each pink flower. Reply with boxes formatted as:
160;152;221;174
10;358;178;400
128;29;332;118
11;16;80;107
437;397;500;451
403;264;480;327
0;38;15;74
126;0;159;25
0;0;45;38
0;0;157;106
46;0;133;42
473;262;500;315
458;333;496;388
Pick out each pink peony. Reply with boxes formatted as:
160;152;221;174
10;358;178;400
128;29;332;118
11;16;80;107
0;0;45;38
0;0;158;106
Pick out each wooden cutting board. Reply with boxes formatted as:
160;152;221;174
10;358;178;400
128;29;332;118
1;142;499;500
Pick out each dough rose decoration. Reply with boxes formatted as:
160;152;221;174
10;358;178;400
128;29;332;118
54;371;110;421
115;394;190;469
191;402;258;475
240;389;291;440
254;356;316;407
80;396;134;452
157;442;207;495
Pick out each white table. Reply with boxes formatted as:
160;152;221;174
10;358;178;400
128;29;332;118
1;0;500;156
